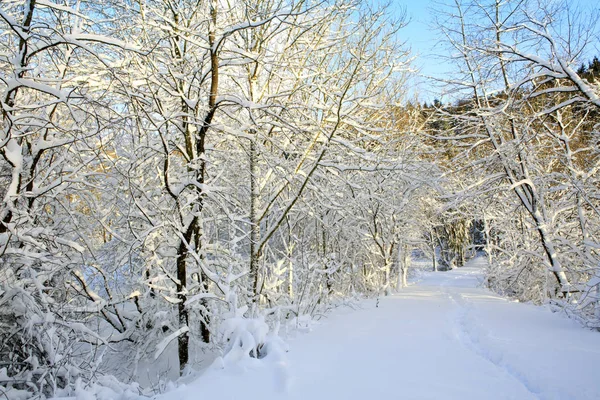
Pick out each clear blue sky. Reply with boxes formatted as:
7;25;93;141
390;0;600;103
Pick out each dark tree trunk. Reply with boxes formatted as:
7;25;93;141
176;225;193;373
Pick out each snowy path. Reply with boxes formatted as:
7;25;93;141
160;259;600;400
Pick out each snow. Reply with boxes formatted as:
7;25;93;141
52;376;144;400
152;257;600;400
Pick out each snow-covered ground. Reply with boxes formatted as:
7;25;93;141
153;258;600;400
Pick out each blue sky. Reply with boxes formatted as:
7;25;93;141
390;0;600;102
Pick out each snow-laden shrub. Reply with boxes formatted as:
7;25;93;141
0;253;84;398
561;274;600;330
220;308;268;362
217;305;288;367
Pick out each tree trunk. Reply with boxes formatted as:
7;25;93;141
176;225;193;373
287;218;294;300
430;228;438;272
322;219;333;296
249;133;261;305
483;213;492;266
193;228;210;344
402;244;410;287
532;208;570;296
384;257;391;295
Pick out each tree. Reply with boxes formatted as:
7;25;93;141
431;0;600;322
0;0;134;395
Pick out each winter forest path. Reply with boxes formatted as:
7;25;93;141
159;258;600;400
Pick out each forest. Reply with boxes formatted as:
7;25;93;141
0;0;599;398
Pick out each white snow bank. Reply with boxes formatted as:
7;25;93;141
51;376;145;400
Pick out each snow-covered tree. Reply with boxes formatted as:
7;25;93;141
431;0;600;323
0;0;134;395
